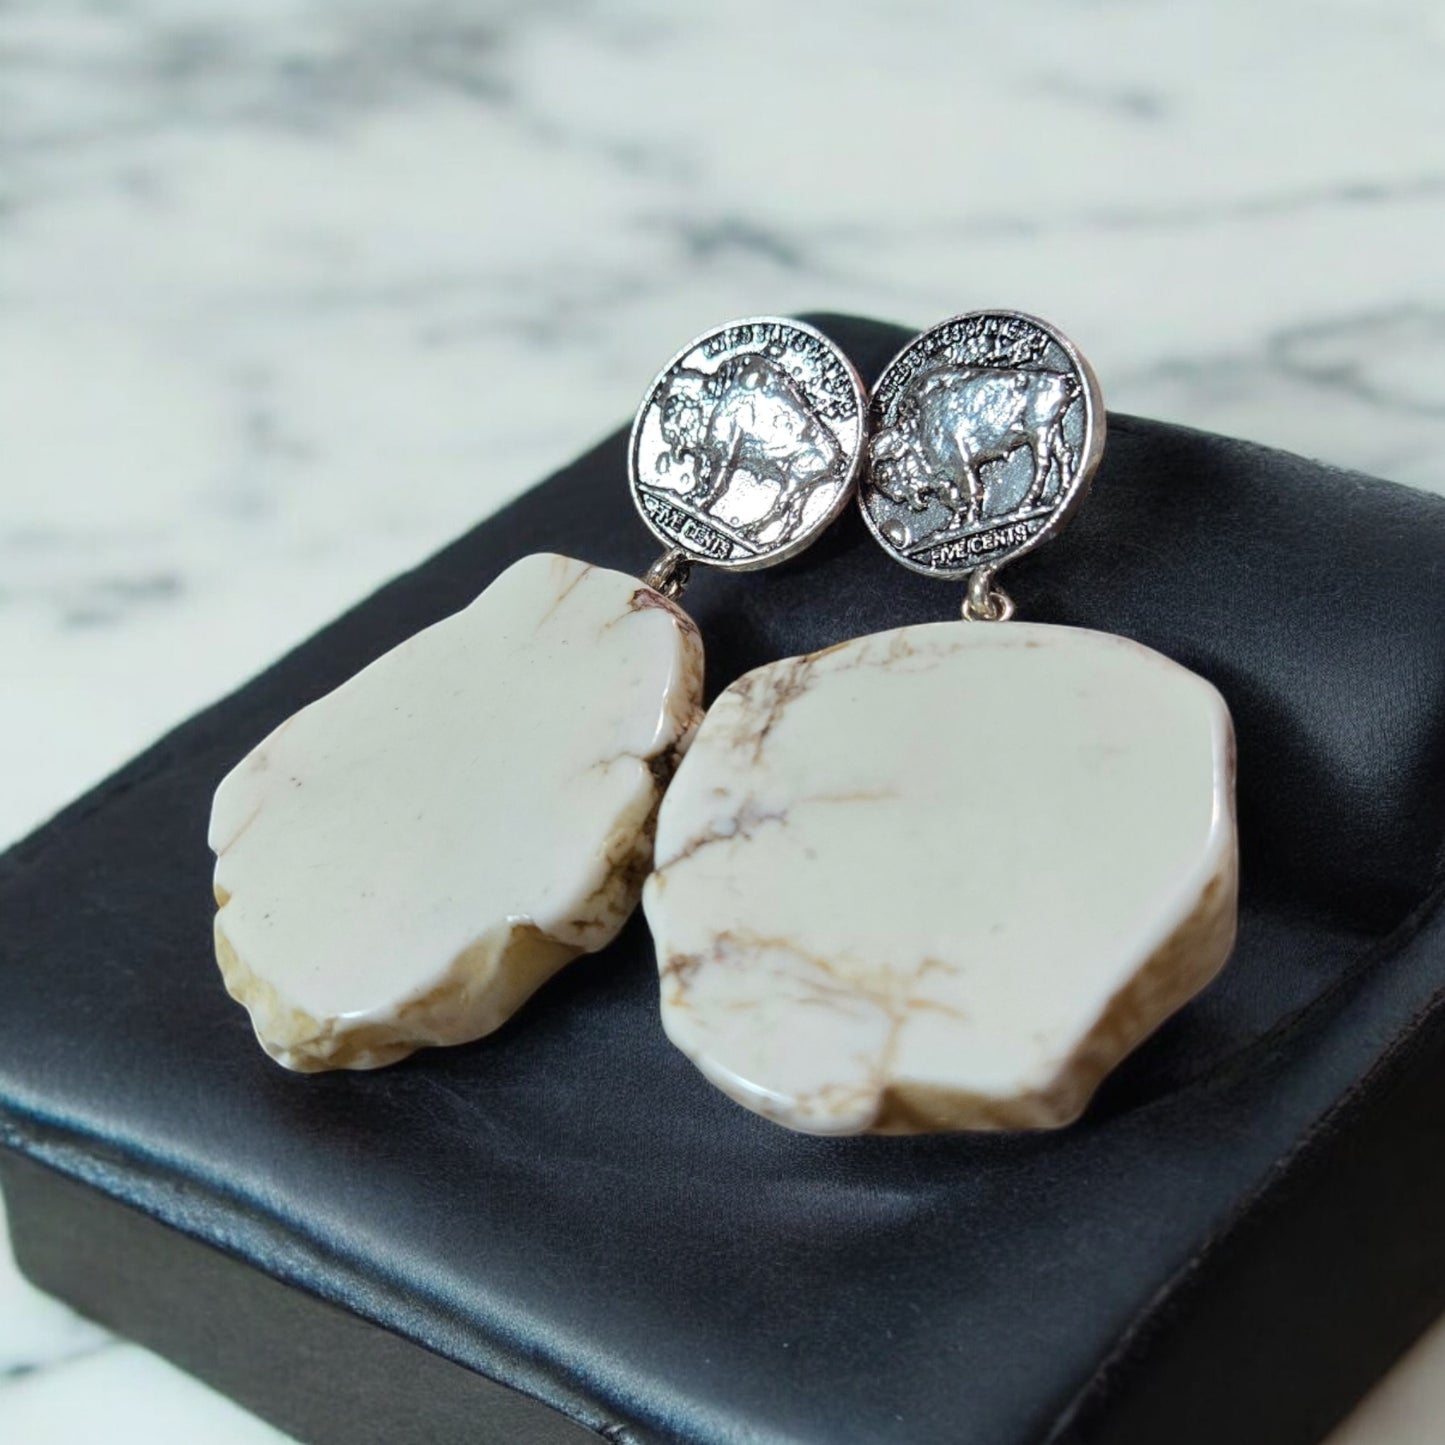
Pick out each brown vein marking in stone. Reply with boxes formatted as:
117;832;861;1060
648;700;706;792
226;825;649;1068
214;911;581;1074
659;951;705;1009
210;792;267;856
654;797;788;872
607;590;708;760
652;776;894;874
805;788;896;806
666;922;982;1134
660;925;958;1134
626;584;703;645
564;714;709;950
662;929;841;1021
669;623;707;746
870;620;1014;675
578;596;704;918
687;930;901;1132
809;636;858;663
885;629;917;664
562;791;656;948
215;622;708;1070
536;558;594;628
786;952;964;1133
870;850;1239;1135
674;928;960;1016
745;654;821;763
714;624;967;767
588;722;705;911
859;957;974;1133
655;624;1239;1135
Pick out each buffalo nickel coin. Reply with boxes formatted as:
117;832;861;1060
862;311;1105;580
630;318;867;571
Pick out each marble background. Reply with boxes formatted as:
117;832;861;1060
1;1;1443;1440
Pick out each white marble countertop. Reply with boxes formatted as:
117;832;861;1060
2;1;1443;1440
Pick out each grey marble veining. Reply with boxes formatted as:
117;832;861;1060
2;2;1443;1440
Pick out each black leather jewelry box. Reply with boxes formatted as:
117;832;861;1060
3;314;1444;1445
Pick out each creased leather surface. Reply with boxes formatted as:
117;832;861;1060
1;314;1444;1445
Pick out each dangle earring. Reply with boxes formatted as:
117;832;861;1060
209;318;867;1072
645;310;1238;1136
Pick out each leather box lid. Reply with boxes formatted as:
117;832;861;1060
2;315;1444;1445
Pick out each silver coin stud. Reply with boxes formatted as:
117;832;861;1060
861;311;1105;581
630;318;868;572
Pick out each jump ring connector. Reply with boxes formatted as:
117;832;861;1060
643;548;692;601
961;567;1015;623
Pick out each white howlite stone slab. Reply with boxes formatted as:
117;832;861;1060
210;553;704;1071
645;622;1237;1135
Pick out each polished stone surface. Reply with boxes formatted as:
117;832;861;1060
2;0;1442;1437
648;623;1236;1134
211;553;702;1071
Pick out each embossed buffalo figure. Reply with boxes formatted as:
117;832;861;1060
871;366;1079;528
654;354;842;542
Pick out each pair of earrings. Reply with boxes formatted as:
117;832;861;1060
210;311;1237;1137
